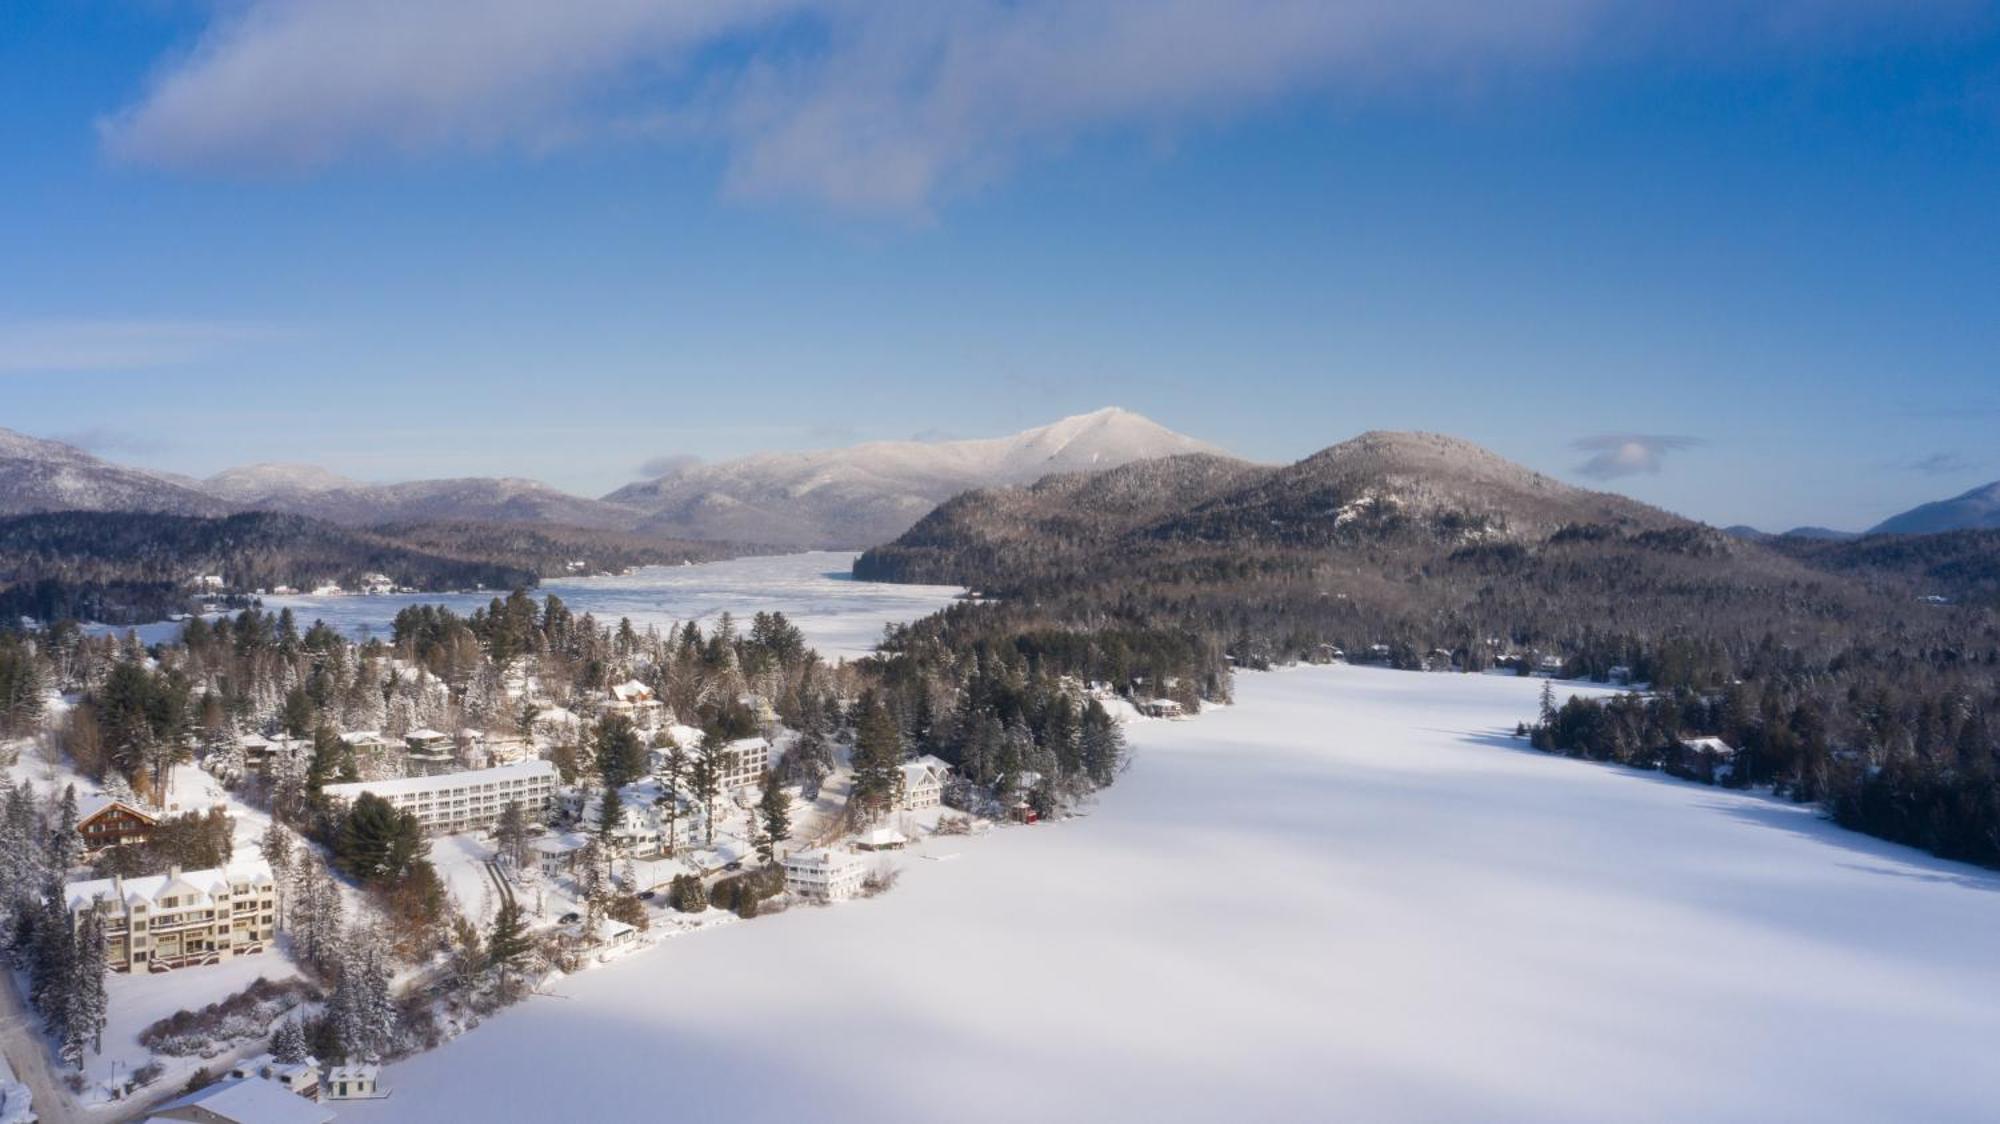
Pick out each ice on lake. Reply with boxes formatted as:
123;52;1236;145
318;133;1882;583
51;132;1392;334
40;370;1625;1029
342;664;2000;1123
256;551;962;661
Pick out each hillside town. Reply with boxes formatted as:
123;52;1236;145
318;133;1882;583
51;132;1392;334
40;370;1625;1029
0;593;1130;1122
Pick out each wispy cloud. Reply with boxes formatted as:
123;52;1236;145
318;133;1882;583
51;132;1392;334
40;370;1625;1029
1571;433;1702;480
1885;451;1979;476
635;453;703;479
95;0;1969;213
0;320;269;374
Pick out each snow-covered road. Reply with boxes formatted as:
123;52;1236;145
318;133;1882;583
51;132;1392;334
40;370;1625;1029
344;665;2000;1122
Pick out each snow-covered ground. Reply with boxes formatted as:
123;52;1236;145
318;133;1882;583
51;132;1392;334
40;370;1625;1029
258;552;964;660
342;664;2000;1122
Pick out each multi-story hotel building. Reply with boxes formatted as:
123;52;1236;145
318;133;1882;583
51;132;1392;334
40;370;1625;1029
323;759;557;835
65;863;277;973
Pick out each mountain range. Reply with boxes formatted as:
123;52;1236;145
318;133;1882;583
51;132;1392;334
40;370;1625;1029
5;416;1996;549
604;407;1226;547
0;409;1228;549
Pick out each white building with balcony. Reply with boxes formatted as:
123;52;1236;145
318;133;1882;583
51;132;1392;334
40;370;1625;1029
66;862;277;973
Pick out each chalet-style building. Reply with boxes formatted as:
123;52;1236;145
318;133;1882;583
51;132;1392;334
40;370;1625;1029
76;795;159;853
66;862;277;973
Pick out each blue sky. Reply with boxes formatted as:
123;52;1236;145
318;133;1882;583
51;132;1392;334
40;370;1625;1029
2;1;1997;530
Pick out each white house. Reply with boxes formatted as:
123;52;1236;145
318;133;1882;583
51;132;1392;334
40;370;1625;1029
325;1063;380;1100
782;848;867;902
898;755;950;811
324;760;557;836
531;833;589;879
606;681;666;728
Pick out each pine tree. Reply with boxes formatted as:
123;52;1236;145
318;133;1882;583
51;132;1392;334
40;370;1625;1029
690;736;722;847
33;880;74;1048
49;785;83;878
271;1016;309;1064
1539;679;1558;727
1079;700;1126;788
597;783;625;847
494;802;529;870
486;897;530;982
69;910;107;1061
261;822;293;926
756;774;790;864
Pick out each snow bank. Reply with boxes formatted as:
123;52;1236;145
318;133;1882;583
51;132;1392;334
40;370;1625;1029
341;665;2000;1122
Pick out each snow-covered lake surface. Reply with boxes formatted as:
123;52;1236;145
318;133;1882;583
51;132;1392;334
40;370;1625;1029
344;664;2000;1122
250;552;960;661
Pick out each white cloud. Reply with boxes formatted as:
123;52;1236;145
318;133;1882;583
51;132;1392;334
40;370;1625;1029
0;320;270;374
1571;434;1701;479
98;0;1967;211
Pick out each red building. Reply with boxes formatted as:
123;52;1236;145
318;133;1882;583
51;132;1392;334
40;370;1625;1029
77;797;160;853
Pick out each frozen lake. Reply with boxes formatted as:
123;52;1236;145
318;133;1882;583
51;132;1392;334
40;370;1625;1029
343;664;2000;1122
255;551;962;661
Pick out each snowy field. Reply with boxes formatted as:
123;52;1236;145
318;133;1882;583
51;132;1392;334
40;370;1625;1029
343;665;2000;1122
256;552;962;660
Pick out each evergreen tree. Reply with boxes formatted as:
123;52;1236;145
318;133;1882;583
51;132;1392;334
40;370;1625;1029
49;785;83;878
595;713;646;790
597;784;625;847
334;793;429;884
850;693;905;818
690;736;723;847
271;1016;309;1065
494;802;530;870
486;896;531;983
68;910;108;1062
755;774;790;864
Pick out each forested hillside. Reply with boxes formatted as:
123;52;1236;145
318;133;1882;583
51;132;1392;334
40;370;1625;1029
860;431;2000;869
0;512;537;623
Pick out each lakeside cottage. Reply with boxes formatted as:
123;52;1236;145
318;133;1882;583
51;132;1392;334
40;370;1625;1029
325;1063;381;1100
67;862;277;973
782;848;867;902
898;755;950;811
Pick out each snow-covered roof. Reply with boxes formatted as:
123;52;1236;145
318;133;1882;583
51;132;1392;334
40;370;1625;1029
1679;736;1738;757
338;729;387;745
405;727;450;741
66;860;272;912
786;848;864;872
153;1074;336;1124
610;680;655;703
329;1063;379;1082
75;793;157;825
859;828;908;848
323;758;555;802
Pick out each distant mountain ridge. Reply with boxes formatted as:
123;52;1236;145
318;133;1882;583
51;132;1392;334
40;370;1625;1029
604;407;1232;547
1871;481;2000;536
0;428;228;518
859;430;1697;585
0;410;1230;548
